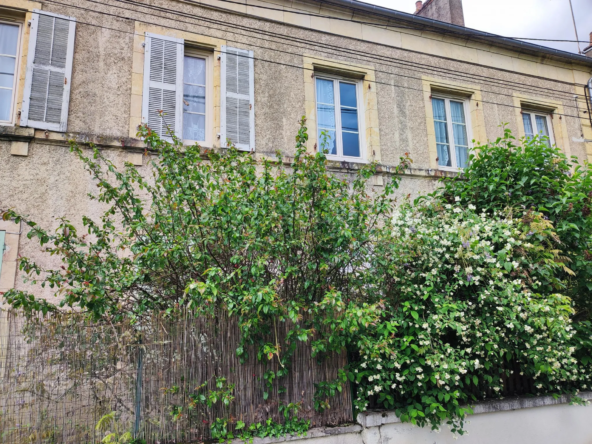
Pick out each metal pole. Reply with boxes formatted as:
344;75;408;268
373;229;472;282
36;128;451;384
134;337;144;439
568;0;582;54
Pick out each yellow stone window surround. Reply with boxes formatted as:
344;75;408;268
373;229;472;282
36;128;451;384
0;1;42;127
130;22;226;147
422;76;486;171
0;219;20;293
303;55;380;163
512;93;572;158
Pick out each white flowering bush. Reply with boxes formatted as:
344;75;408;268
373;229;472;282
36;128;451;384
342;202;590;433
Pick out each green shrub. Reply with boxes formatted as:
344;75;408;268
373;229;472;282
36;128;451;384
3;121;589;438
430;128;592;320
325;203;589;434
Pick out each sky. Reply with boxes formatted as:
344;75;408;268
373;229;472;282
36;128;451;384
362;0;592;54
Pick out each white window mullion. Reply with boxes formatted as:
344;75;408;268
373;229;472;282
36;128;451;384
546;115;555;145
334;79;344;158
445;98;456;169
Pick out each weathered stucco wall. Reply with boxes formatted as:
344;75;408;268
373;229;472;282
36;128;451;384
0;0;591;297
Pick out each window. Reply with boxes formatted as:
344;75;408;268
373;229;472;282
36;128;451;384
182;49;211;144
522;111;553;146
432;96;470;169
0;21;21;124
315;76;363;160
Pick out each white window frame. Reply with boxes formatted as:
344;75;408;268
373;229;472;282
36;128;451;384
182;47;213;148
521;110;555;145
0;19;22;126
314;74;366;162
431;94;472;171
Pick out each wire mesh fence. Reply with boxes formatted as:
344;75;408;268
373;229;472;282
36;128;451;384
0;309;352;444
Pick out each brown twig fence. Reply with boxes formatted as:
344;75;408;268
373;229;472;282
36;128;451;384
0;309;352;444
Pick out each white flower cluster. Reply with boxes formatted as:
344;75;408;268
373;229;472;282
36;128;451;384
351;203;590;433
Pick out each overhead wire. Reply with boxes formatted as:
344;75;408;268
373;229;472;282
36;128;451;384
34;0;588;119
204;0;592;44
98;0;592;105
41;0;588;100
87;0;591;108
47;0;590;111
174;0;592;74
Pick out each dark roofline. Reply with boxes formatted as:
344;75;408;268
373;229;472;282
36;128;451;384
313;0;592;67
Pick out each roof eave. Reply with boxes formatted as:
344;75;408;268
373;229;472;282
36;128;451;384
312;0;592;67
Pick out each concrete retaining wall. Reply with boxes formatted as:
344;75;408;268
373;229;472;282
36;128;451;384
236;392;592;444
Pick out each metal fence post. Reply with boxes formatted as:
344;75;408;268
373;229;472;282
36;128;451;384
134;336;144;439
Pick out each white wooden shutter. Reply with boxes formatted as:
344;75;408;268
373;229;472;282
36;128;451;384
221;46;255;151
141;33;183;140
21;10;76;132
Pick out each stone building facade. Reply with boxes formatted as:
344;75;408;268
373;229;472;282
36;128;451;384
0;0;591;297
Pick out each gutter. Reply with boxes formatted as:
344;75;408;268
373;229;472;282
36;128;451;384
314;0;592;67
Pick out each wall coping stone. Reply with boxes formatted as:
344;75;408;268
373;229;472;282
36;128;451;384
226;391;592;443
229;424;362;444
356;391;592;428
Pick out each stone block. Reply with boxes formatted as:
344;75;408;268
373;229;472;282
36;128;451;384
132;50;144;75
10;141;28;156
131;72;144;96
2;233;19;262
0;261;16;290
128;152;144;166
130;94;142;118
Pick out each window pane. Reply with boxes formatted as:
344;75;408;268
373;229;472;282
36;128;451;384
318;129;336;155
0;73;13;88
0;24;19;56
183;85;205;114
316;78;334;104
0;88;12;121
317;103;336;130
450;101;466;124
0;56;15;72
432;98;446;121
183;112;205;141
434;121;448;144
184;56;206;85
341;107;358;132
437;144;451;167
452;123;468;147
339;82;357;108
522;113;534;138
535;115;549;137
456;145;468;169
535;115;550;147
342;132;360;157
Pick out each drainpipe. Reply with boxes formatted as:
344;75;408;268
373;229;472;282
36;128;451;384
588;77;592;128
589;77;592;108
584;77;592;144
